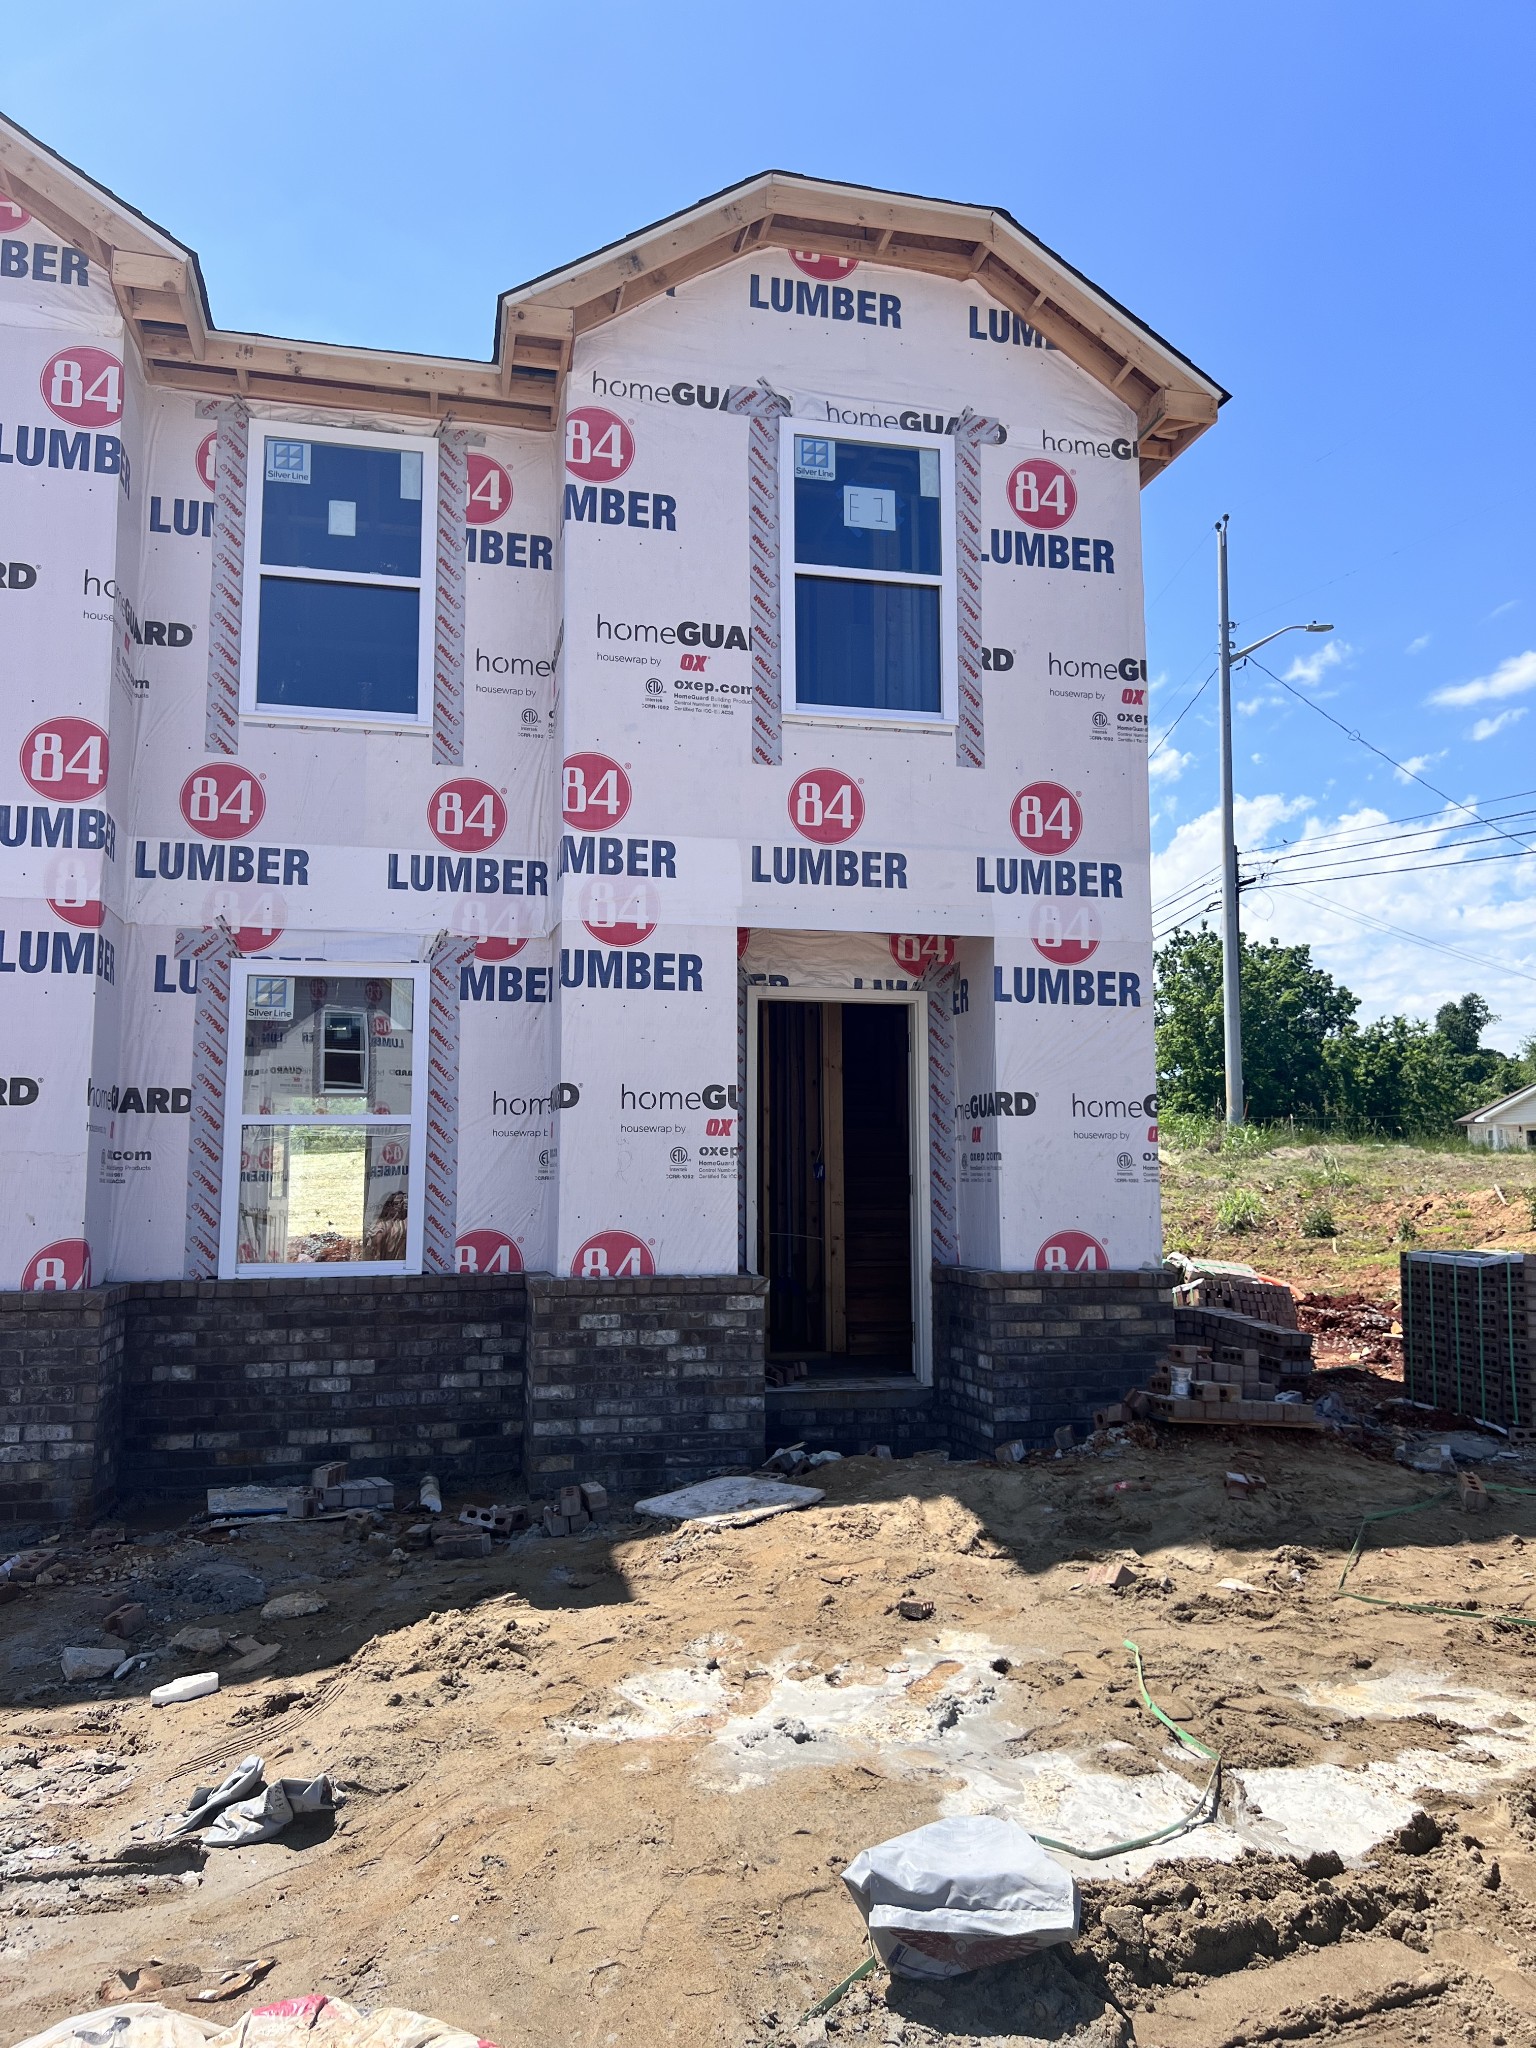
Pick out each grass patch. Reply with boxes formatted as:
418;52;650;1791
1160;1125;1536;1294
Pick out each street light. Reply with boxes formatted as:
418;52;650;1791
1214;513;1333;1125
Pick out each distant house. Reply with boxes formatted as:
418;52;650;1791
1459;1083;1536;1150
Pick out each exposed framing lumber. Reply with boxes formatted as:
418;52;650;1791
0;120;1225;473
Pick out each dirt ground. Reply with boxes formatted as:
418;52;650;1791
1160;1129;1536;1296
10;1402;1536;2048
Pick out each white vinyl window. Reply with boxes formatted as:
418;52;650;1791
220;959;429;1277
779;417;957;727
240;421;438;728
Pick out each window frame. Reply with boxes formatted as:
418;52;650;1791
778;416;958;730
219;957;430;1280
239;419;440;731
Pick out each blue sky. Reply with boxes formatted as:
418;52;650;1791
6;1;1534;1045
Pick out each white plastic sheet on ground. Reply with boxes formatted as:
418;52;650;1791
842;1814;1079;1979
13;1994;494;2048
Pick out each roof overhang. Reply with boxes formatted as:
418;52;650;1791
0;121;1226;477
498;172;1228;482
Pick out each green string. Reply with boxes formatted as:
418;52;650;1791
1335;1485;1536;1627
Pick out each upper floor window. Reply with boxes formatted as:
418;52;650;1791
241;424;438;726
780;420;956;725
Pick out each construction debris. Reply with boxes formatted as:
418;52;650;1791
150;1671;219;1707
458;1504;530;1536
1133;1344;1320;1428
419;1473;443;1514
634;1476;825;1524
59;1647;121;1682
260;1593;328;1621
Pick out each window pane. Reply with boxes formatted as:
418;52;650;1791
256;577;420;717
795;576;942;714
793;439;941;575
244;975;414;1116
236;1124;411;1267
261;437;423;577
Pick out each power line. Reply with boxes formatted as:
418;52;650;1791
1247;655;1536;857
1282;886;1536;989
1258;845;1534;888
1147;666;1216;764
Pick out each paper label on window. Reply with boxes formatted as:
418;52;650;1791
266;440;311;485
328;500;357;537
919;447;941;498
400;451;423;500
844;485;897;531
794;436;835;482
247;975;294;1021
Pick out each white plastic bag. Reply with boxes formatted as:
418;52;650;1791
841;1816;1079;1980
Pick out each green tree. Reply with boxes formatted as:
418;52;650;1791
1154;928;1359;1120
1434;992;1494;1054
1325;1016;1468;1134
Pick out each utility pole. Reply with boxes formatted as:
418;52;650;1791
1210;519;1333;1128
1216;516;1243;1125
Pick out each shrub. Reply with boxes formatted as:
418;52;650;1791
1301;1203;1338;1239
1397;1214;1419;1244
1215;1189;1263;1233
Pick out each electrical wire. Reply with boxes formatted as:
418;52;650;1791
1247;656;1536;856
1281;886;1536;989
1147;666;1216;764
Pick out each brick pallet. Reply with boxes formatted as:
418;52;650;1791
1401;1251;1535;1430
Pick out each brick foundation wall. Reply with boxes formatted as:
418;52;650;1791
121;1274;527;1499
524;1274;767;1497
765;1383;944;1459
934;1263;1176;1455
0;1288;127;1527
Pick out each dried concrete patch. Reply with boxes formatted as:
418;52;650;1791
567;1636;1536;1878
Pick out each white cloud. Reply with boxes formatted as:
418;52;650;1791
1488;599;1520;620
1236;693;1275;716
1406;635;1430;655
1153;793;1536;1039
1281;638;1348;688
1469;707;1528;743
1431;649;1536;709
1147;745;1191;784
1393;752;1444;785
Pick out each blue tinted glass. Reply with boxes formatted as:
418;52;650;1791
794;439;941;575
795;576;941;714
260;438;423;577
256;578;420;717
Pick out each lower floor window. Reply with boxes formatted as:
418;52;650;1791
221;962;426;1276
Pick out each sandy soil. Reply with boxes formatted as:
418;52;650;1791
8;1418;1536;2048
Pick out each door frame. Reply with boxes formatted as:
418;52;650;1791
745;984;932;1386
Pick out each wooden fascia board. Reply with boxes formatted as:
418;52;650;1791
140;331;558;419
141;358;556;431
0;131;180;263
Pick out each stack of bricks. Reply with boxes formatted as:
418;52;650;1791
1402;1251;1534;1432
543;1480;606;1536
1142;1342;1318;1427
523;1274;767;1495
0;1286;127;1526
1172;1303;1312;1380
934;1263;1177;1458
1177;1273;1298;1328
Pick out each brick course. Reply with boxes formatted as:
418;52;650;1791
934;1262;1176;1455
0;1288;126;1525
524;1275;766;1495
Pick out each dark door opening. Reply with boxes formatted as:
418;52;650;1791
759;999;914;1377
